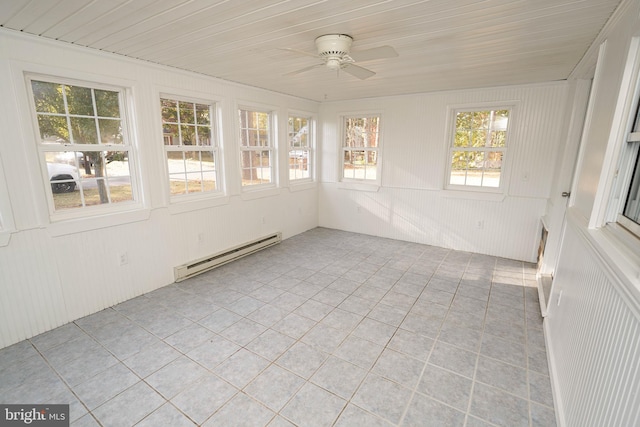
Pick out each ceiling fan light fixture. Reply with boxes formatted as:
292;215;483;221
326;57;341;70
315;34;353;58
285;33;395;80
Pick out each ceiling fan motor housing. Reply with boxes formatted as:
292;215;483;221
316;34;353;69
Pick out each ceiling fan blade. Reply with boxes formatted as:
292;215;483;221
280;48;319;58
349;45;398;62
342;64;376;80
284;63;324;77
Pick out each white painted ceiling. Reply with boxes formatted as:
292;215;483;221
0;0;622;102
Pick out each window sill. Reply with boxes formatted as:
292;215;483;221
442;189;505;202
46;208;151;237
337;181;380;192
289;181;317;192
590;223;640;293
168;194;230;215
240;186;281;201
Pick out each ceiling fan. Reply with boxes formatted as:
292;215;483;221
284;34;398;80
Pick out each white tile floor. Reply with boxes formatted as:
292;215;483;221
0;228;556;426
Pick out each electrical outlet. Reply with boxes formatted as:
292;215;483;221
261;216;266;224
197;232;204;244
476;220;484;229
118;252;129;266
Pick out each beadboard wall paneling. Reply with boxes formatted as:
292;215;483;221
0;229;67;346
319;183;545;262
0;31;318;349
546;217;640;427
318;83;568;261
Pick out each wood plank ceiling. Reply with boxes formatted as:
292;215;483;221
0;0;622;102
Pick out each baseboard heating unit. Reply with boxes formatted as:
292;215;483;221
174;232;282;282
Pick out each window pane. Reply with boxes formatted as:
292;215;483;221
201;150;215;169
623;154;640;224
48;150;132;210
345;117;380;148
201;151;217;191
471;130;487;147
289;150;309;180
450;151;468;185
163;124;179;145
197;126;212;146
344;150;370;180
195;104;210;126
95;90;120;118
38;115;69;143
473;111;489;129
67;85;94;116
184;151;200;171
181;125;196;145
99;119;122;144
239;109;270;146
454;131;469;147
46;154;80;196
240;151;255;185
289;117;309;148
32;81;64;113
52;186;82;210
179;101;195;124
466;151;485;186
169;176;187;195
259;151;271;183
490;130;507;147
70;117;98;144
485;151;503;187
241;151;271;186
161;99;178;123
186;172;203;194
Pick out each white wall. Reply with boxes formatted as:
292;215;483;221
545;0;640;426
318;83;569;262
0;30;319;349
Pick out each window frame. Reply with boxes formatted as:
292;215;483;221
606;55;640;239
615;117;640;238
237;104;277;191
445;106;512;193
340;113;382;184
26;74;141;221
287;111;315;185
159;93;224;202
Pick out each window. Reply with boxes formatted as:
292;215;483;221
342;115;380;181
448;108;510;190
29;78;135;215
288;115;313;182
616;99;640;237
238;108;274;187
160;97;221;198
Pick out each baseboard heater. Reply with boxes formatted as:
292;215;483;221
174;232;282;282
